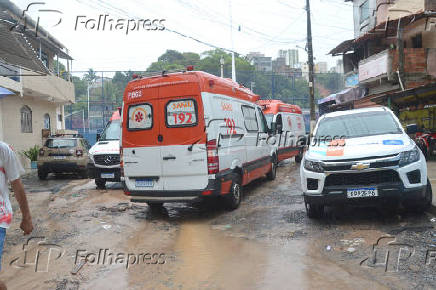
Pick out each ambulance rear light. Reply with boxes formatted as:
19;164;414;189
202;190;213;196
124;190;130;196
207;139;219;174
132;74;139;79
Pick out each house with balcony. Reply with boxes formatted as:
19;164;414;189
327;0;436;130
0;1;74;165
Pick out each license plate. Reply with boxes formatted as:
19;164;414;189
135;179;153;187
53;156;66;160
101;173;115;179
347;187;378;198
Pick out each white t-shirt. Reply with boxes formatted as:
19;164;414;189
0;142;24;229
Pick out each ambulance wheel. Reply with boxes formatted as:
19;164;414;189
79;170;88;179
266;156;277;181
37;169;48;180
95;178;106;189
305;202;324;219
147;202;164;210
223;175;242;210
295;152;303;163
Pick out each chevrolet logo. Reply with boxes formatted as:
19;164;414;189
351;163;370;170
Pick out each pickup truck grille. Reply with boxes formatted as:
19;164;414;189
322;160;399;171
325;170;401;187
94;154;120;166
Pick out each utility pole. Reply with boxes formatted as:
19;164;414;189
220;56;224;78
306;0;316;133
229;0;236;82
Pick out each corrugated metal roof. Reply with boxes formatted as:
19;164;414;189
0;19;49;74
328;39;355;56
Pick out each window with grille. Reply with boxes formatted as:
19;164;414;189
20;105;32;133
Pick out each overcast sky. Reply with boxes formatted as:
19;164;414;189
12;0;354;73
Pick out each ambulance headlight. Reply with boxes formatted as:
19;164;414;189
399;146;420;167
304;159;324;173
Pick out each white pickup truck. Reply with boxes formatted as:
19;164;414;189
300;107;432;218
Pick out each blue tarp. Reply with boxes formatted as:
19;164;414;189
318;93;337;105
0;87;14;97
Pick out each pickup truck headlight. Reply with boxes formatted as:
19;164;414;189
399;146;420;167
304;159;324;173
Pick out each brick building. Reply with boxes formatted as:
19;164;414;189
328;0;436;130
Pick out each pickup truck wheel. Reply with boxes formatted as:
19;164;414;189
223;174;242;210
95;178;106;189
266;156;277;181
37;169;48;180
305;202;324;219
404;179;433;213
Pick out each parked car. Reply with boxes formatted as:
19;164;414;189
87;110;122;189
258;100;306;163
300;107;432;218
37;131;90;180
122;69;276;210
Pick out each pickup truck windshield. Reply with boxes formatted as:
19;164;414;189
100;119;121;141
315;111;402;139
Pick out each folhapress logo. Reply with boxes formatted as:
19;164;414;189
9;237;64;273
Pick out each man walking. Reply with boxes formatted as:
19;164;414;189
0;142;33;290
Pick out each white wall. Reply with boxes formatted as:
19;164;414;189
0;95;60;167
0;100;3;141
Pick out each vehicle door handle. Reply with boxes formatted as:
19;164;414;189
163;155;176;160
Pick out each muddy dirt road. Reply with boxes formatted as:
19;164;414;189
0;161;435;289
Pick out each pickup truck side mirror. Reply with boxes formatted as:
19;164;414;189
406;124;418;135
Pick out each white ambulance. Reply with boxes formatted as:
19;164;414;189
88;111;121;189
121;70;277;210
258;100;306;163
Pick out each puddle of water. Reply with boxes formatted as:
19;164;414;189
170;222;388;290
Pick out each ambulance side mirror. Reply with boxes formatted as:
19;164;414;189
276;123;283;134
270;122;277;134
96;133;101;142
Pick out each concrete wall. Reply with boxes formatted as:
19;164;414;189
0;75;22;94
0;95;61;166
21;70;75;103
388;0;426;21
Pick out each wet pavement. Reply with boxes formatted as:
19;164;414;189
1;161;436;289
